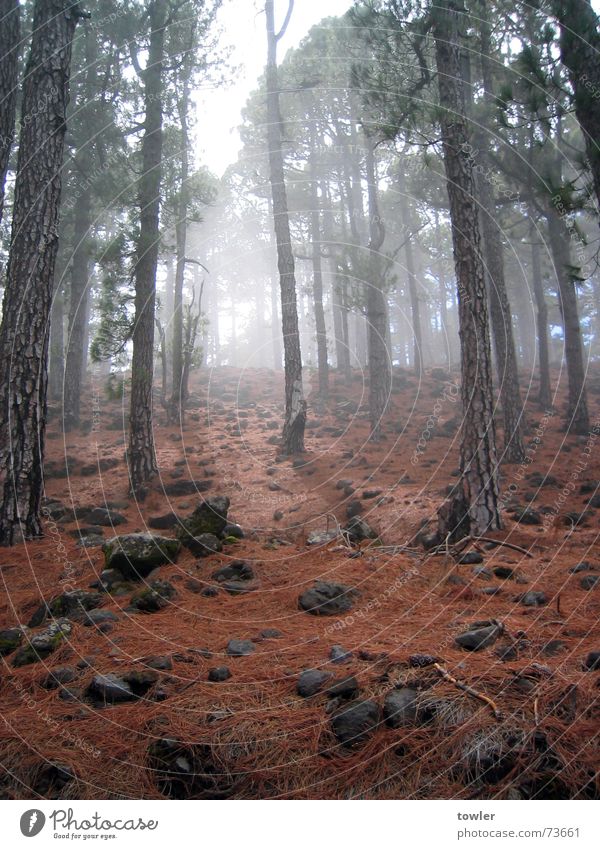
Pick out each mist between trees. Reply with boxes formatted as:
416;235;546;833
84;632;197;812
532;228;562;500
0;0;599;545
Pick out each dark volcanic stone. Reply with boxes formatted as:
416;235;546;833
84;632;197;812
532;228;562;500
569;561;596;574
297;669;332;697
87;674;135;704
211;560;254;583
383;688;418;727
82;609;119;627
0;627;23;656
226;639;255;657
130;580;176;613
580;575;600;590
343;517;378;543
164;480;211;496
326;676;359;700
176;496;230;544
329;645;352;664
542;640;566;657
457;551;484;565
208;666;231;682
28;589;104;626
298;581;358;616
493;566;515;580
519;591;547;607
455;622;502;652
86;507;126;526
331;700;380;746
346;500;363;519
515;508;542;526
184;533;222;558
223;523;244;539
258;628;283;640
408;653;438;668
41;666;79;689
12;620;73;667
148;513;180;530
583;651;600;671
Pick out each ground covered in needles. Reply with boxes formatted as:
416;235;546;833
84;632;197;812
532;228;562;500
0;367;599;799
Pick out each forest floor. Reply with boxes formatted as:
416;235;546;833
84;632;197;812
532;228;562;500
0;365;599;799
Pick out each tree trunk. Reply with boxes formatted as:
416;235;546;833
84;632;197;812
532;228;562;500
552;0;600;217
127;0;166;495
364;134;390;440
265;0;305;454
48;277;65;402
0;0;80;545
397;187;423;376
0;0;19;224
546;205;590;433
309;146;329;398
529;219;552;409
432;0;501;538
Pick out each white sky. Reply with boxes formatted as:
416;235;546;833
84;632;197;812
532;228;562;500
194;0;352;176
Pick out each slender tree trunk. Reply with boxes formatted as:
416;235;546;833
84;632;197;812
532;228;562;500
265;0;305;453
433;0;501;538
397;188;423;376
128;0;166;495
48;277;65;402
0;0;19;224
529;220;552;408
546;205;590;433
364;135;390;440
0;0;80;545
309;146;329;397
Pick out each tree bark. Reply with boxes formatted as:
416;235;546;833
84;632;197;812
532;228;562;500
265;0;306;454
397;186;423;376
546;205;590;433
0;0;19;224
309;145;329;398
128;0;166;494
529;219;552;409
0;0;80;545
364;134;390;440
432;0;501;538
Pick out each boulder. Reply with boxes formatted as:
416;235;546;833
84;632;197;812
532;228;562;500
130;580;176;613
86;507;126;526
226;639;256;657
148;513;180;530
102;534;181;580
298;581;358;616
183;532;222;558
176;497;230;545
455;621;503;651
28;589;104;626
331;700;380;746
343;517;378;543
326;676;359;700
518;591;547;607
0;627;24;656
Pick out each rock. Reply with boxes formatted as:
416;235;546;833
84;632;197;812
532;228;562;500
28;590;104;626
222;580;256;595
176;497;231;547
542;640;566;657
588;493;600;509
580;575;600;590
518;591;547;607
297;669;332;697
363;489;382;499
455;622;503;651
208;666;231;682
0;627;23;656
472;566;493;580
86;507;126;526
515;508;542;526
569;561;597;574
493;566;515;580
183;532;222;558
82;610;119;627
121;669;160;695
336;479;353;490
383;688;418;728
298;581;358;616
583;651;600;671
226;639;256;657
201;586;219;597
144;656;173;670
326;676;359;700
164;480;211;496
331;700;380;746
41;666;79;689
482;587;502;596
273;510;284;521
306;530;338;546
103;534;181;580
457;551;483;565
148;513;180;530
184;577;205;593
495;643;518;661
343;517;378;543
222;523;244;539
87;674;135;703
211;560;254;583
346;500;363;519
130;580;176;613
12;619;73;667
329;645;352;664
258;628;283;640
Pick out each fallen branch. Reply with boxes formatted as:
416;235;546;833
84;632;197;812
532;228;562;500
472;536;534;558
433;662;503;720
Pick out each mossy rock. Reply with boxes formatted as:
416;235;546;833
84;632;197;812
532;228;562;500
102;534;181;580
28;590;104;627
12;620;73;667
130;580;176;612
176;496;230;547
